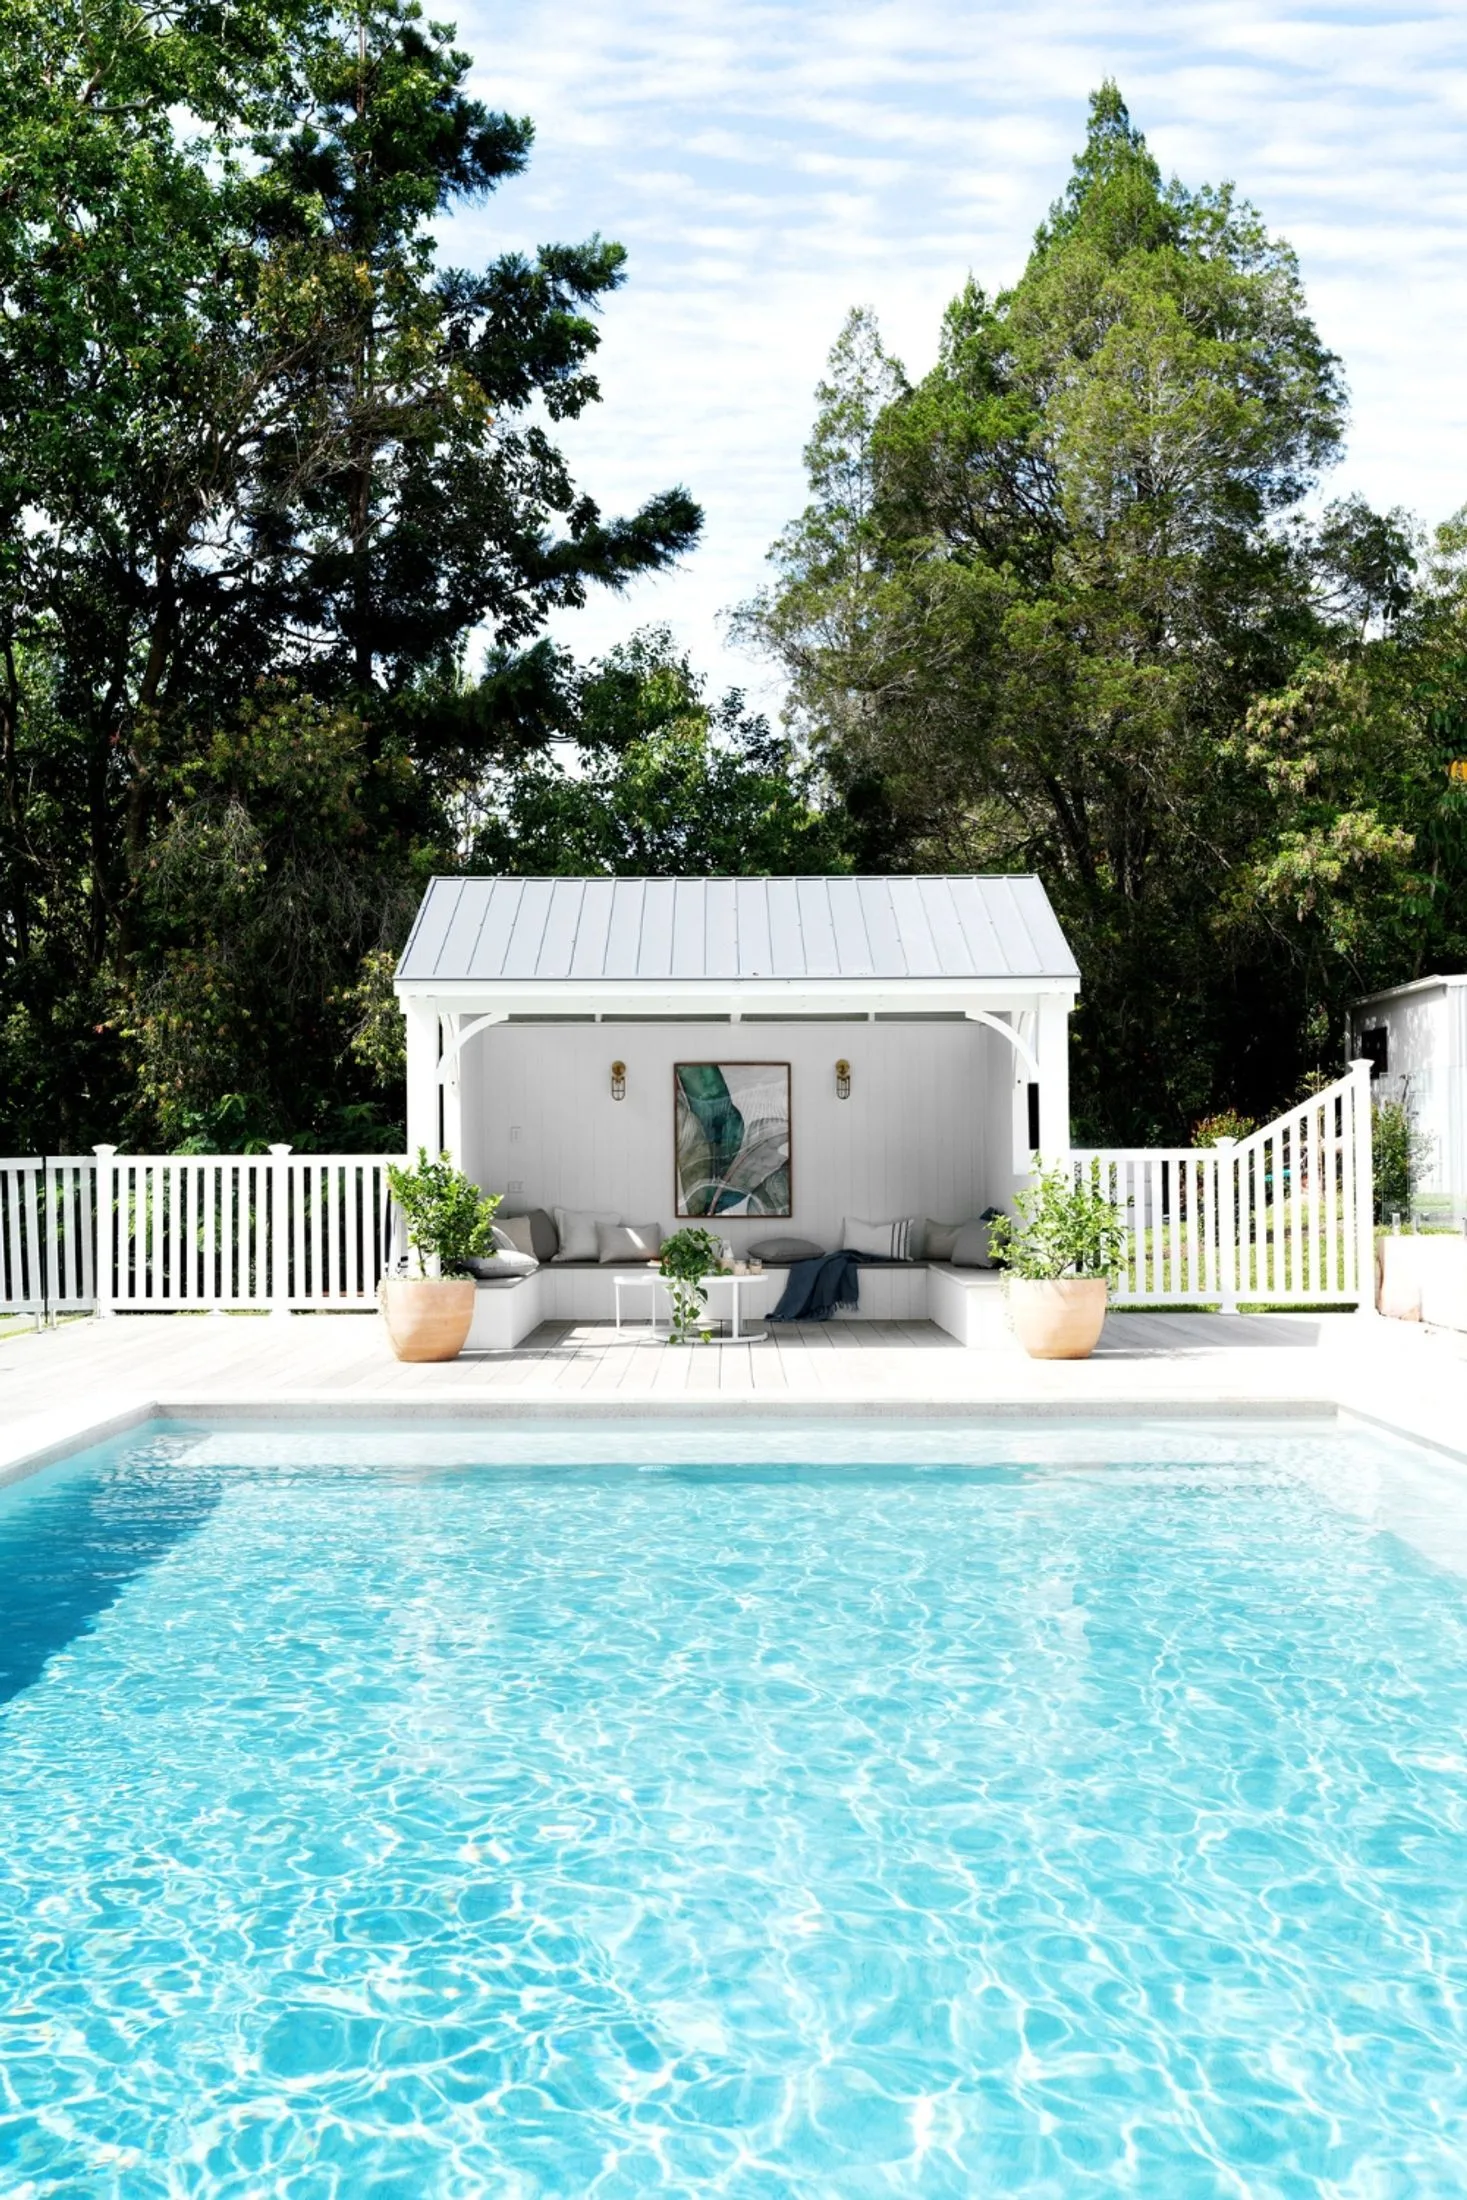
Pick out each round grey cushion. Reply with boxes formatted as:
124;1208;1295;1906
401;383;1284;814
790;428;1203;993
748;1235;826;1263
466;1231;539;1281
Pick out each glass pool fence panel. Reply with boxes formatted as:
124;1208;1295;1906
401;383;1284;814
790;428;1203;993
1072;1065;1369;1309
0;1158;97;1315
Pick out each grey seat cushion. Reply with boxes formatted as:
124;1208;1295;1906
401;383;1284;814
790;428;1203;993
749;1235;825;1262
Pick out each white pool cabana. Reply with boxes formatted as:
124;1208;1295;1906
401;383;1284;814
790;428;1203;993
394;875;1078;1340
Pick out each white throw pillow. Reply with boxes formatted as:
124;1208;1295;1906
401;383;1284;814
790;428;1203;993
842;1216;917;1260
487;1225;539;1273
552;1206;620;1262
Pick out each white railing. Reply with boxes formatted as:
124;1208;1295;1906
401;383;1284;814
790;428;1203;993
0;1157;98;1314
2;1070;1377;1323
1072;1062;1375;1309
0;1148;402;1317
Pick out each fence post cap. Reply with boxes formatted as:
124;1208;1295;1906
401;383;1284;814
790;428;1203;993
1214;1135;1237;1148
267;1143;293;1157
91;1143;117;1156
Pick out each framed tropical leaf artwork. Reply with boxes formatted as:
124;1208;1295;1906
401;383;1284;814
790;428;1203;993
674;1062;792;1218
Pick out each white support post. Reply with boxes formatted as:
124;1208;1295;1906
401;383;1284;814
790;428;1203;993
93;1144;116;1319
1035;994;1071;1168
403;996;441;1162
1349;1057;1377;1316
1213;1138;1239;1313
269;1144;293;1319
439;1013;464;1168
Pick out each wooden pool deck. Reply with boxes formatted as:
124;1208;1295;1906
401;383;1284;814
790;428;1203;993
3;1305;1466;1483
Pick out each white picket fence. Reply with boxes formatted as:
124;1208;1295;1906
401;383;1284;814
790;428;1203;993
0;1158;97;1316
0;1066;1377;1320
1071;1064;1375;1309
0;1148;402;1318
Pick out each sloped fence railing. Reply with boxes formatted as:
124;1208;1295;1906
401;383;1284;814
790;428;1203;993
0;1149;404;1318
1070;1062;1375;1309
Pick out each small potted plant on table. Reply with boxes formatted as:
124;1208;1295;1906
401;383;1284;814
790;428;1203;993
989;1159;1127;1360
657;1226;723;1344
381;1150;501;1362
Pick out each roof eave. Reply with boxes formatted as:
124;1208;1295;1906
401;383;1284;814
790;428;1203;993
393;973;1079;1008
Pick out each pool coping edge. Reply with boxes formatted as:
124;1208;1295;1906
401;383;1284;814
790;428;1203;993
4;1392;1466;1490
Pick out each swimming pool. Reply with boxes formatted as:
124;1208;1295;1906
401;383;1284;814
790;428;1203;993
2;1417;1465;2195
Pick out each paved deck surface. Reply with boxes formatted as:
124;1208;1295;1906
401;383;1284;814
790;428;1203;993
3;1305;1466;1480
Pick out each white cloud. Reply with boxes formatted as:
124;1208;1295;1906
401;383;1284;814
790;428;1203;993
442;0;1467;694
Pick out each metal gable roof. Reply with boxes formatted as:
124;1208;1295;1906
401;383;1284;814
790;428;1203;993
396;875;1079;988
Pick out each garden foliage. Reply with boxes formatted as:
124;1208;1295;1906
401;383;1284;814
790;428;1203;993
2;57;1464;1152
739;86;1467;1140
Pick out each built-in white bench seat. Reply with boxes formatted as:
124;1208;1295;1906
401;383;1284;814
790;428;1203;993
465;1262;1011;1351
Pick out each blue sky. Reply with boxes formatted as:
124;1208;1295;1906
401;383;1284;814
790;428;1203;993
443;0;1467;706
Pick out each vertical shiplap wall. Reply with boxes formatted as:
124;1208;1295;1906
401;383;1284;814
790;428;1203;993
1359;987;1452;1196
460;1019;1016;1247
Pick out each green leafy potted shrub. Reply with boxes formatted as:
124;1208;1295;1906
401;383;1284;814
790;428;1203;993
988;1159;1128;1360
657;1226;722;1344
381;1150;501;1362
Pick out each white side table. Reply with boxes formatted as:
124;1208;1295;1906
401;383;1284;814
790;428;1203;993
613;1270;664;1334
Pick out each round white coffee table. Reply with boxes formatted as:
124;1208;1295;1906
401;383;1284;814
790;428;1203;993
699;1272;765;1343
613;1270;767;1341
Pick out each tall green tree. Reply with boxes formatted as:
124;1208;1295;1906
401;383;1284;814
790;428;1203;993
0;0;700;1149
742;84;1448;1137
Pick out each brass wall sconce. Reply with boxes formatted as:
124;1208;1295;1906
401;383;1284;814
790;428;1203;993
835;1058;852;1100
610;1060;627;1102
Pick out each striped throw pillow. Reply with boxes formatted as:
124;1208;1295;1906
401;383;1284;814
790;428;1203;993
842;1216;914;1260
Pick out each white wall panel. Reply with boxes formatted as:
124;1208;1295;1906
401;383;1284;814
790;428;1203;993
1355;984;1465;1202
460;1019;1014;1250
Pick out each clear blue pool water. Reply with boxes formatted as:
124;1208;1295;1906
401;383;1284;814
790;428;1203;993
2;1419;1466;2197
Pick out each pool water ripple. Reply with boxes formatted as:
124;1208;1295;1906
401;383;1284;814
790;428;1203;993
0;1428;1466;2194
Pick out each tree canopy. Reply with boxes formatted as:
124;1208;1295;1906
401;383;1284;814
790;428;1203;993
2;64;1463;1152
740;84;1467;1138
465;630;849;879
0;0;701;1148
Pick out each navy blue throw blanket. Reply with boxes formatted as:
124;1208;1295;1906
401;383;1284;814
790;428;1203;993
768;1250;895;1323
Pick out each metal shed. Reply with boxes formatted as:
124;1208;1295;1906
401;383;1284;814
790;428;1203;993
1351;975;1467;1220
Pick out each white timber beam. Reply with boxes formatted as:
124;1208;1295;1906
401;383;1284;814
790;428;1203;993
404;997;442;1161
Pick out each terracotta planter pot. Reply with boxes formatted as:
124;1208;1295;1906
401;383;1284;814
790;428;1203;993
379;1277;476;1362
1009;1276;1109;1360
